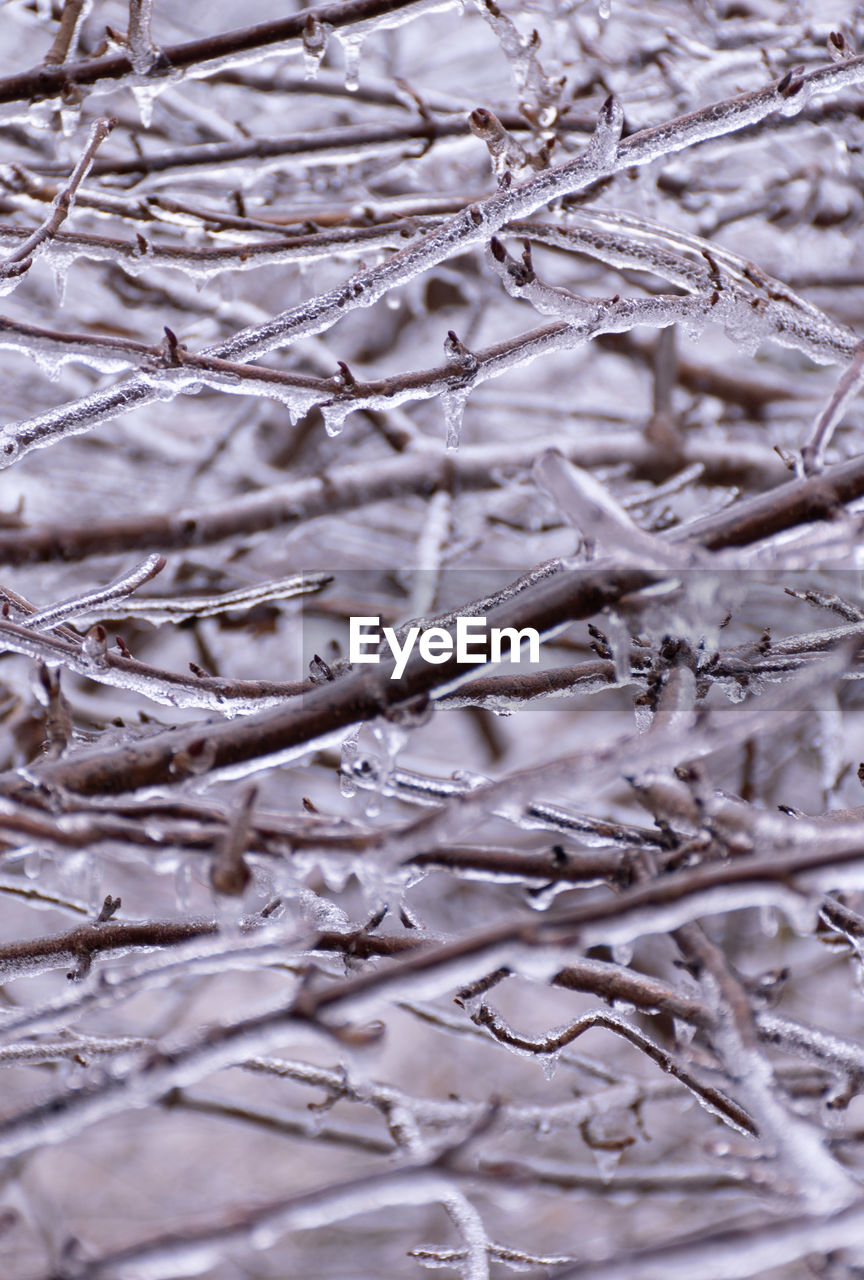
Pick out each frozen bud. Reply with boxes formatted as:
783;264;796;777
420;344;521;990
828;30;853;61
580;1109;638;1152
302;14;327;56
210;855;251;896
444;330;478;373
96;894;122;923
172;736;218;776
211;785;256;896
776;65;805;98
82;624;109;666
584;94;624;169
309;653;334;683
469;107;506;143
385;692;433;727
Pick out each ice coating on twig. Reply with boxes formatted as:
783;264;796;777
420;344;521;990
533;449;708;568
0;116;114;296
7;54;864;465
25;553;166;630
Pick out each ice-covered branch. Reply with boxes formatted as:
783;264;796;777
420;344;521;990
0;611;312;713
5;54;864;463
800;341;864;474
548;1200;864;1280
0;0;458;109
24;553;165;630
0;117;114;293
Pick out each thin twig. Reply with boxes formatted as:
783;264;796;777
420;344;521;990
0;117;114;285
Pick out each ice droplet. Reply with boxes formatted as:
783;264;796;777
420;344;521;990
250;1221;281;1252
723;679;749;704
23;848;42;880
322;402;349;438
598;0;611;17
723;311;763;358
673;1017;696;1048
591;1146;622;1181
525;881;571;911
32;351;63;382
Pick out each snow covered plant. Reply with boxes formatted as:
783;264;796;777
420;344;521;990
7;0;864;1276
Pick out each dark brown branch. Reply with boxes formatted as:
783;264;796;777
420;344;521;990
0;917;218;981
0;0;435;106
0;566;654;795
0;430;790;567
469;1001;755;1135
672;450;864;548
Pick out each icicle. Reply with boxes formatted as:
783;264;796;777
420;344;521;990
52;260;69;308
59;100;83;138
540;1051;560;1082
174;860;193;911
442;389;468;451
604;611;632;685
784;890;822;938
335;32;364;92
302;15;328;78
372;719;409;774
130;82;164;129
815;691;845;803
634;703;653;733
591;1146;623;1182
722;312;763;359
340;727;362;798
86;859;103;915
598;0;611;18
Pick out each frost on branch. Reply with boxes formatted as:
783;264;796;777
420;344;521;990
3;1;864;1277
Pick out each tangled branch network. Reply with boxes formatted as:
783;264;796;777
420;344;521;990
7;0;864;1277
